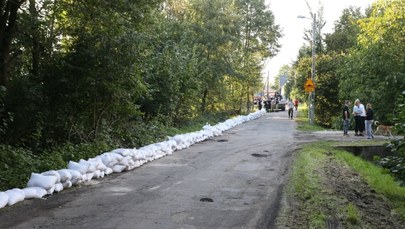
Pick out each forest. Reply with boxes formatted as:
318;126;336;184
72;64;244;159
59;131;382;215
0;0;404;190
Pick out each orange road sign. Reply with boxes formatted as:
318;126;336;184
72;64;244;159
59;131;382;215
304;79;316;92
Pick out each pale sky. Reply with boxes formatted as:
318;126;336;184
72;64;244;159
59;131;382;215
263;0;374;81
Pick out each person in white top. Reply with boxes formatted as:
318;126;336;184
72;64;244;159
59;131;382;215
352;99;365;136
287;100;294;119
359;101;366;136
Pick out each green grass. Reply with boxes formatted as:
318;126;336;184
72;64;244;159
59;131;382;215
334;148;405;219
287;142;330;227
346;203;360;224
295;105;325;131
284;141;405;227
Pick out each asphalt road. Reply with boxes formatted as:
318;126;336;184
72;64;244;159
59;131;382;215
0;111;298;229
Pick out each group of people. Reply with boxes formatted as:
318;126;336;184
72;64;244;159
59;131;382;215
342;99;374;139
257;96;282;112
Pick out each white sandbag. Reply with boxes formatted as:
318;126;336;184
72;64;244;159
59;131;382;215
79;159;97;173
22;187;47;199
68;161;89;174
88;157;107;171
57;169;72;182
106;161;117;169
111;148;133;157
99;152;124;165
41;170;61;183
62;181;72;189
118;156;130;167
105;167;113;175
112;164;126;173
85;172;94;181
93;170;103;179
62;169;82;185
126;159;136;170
6;189;25;206
46;185;55;195
132;150;146;160
27;173;58;190
130;160;142;169
0;192;8;209
54;183;64;193
63;169;82;182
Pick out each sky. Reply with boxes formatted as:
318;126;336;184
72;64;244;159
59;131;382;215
262;0;375;82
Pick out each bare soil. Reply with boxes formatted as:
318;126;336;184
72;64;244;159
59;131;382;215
275;130;405;229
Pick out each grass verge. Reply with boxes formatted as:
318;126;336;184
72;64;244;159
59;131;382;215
279;141;405;228
334;147;405;219
295;106;325;132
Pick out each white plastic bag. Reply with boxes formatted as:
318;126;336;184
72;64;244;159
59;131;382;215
54;183;64;193
62;181;72;189
57;169;72;182
67;161;89;174
6;189;25;206
41;170;61;183
112;164;126;173
0;192;8;208
22;187;47;199
27;173;58;190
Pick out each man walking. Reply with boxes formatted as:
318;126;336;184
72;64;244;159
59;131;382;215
342;100;350;136
287;100;294;119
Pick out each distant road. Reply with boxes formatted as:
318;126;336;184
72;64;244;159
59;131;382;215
0;111;298;229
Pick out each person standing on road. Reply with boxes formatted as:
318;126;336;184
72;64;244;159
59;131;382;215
342;100;350;136
352;99;362;136
294;99;299;111
359;100;366;136
287;100;294;119
365;103;374;139
258;98;262;110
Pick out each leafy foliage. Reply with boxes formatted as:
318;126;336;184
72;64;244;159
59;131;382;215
286;0;404;129
0;0;281;151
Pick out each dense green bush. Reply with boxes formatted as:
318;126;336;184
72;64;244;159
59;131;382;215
378;92;405;185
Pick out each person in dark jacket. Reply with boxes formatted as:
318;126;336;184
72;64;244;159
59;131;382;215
365;103;374;139
342;100;350;136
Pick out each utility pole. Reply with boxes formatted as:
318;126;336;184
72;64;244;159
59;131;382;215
310;13;316;125
298;13;316;125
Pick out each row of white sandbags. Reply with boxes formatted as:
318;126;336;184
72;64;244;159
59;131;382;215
0;109;265;208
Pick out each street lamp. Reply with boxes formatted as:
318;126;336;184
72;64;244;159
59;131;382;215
297;13;316;125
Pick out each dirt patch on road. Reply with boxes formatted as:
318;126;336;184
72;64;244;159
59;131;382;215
275;140;404;228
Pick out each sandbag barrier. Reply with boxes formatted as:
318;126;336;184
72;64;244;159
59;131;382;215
0;110;265;209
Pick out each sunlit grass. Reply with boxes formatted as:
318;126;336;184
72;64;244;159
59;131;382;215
295;105;325;131
346;203;360;225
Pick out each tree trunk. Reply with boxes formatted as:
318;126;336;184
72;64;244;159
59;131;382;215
0;0;26;87
201;87;208;114
29;0;39;76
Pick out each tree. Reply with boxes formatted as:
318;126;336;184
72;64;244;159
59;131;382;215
324;7;363;54
0;0;27;87
339;0;405;122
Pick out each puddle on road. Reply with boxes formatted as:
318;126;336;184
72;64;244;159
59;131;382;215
200;197;214;202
